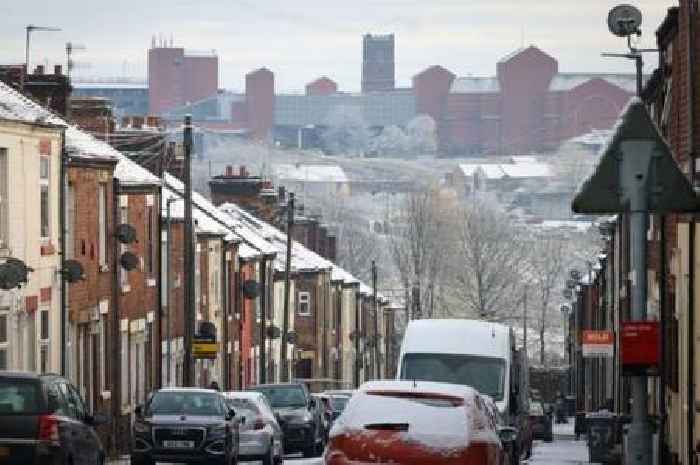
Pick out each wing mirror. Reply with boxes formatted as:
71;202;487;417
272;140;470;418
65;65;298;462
498;426;518;444
226;408;236;421
309;398;316;410
134;405;143;418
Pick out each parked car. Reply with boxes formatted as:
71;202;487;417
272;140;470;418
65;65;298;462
325;380;509;465
223;391;283;465
529;401;553;442
0;371;108;465
249;383;325;457
130;387;239;465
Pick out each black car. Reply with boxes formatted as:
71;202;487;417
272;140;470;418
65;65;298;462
529;401;553;442
131;388;239;465
0;371;108;465
249;383;325;457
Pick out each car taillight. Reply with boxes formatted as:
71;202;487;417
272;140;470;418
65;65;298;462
38;415;60;445
253;418;265;430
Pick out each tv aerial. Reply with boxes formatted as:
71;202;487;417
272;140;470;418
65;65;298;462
607;4;642;37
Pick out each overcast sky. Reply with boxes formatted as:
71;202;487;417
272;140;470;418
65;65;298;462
0;0;670;92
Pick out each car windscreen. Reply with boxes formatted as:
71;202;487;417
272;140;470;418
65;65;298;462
226;398;260;419
400;353;506;401
146;391;224;416
253;387;307;408
0;378;43;415
330;396;349;411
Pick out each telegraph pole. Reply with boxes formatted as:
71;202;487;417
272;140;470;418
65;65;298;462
280;193;295;382
182;115;195;387
372;261;380;379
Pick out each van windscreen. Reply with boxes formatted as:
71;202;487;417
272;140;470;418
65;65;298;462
400;353;506;401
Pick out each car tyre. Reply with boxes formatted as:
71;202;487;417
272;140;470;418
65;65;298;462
130;457;155;465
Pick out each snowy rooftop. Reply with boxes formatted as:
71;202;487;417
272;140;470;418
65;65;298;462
459;160;552;180
459;163;506;180
275;164;349;183
450;77;500;94
0;81;159;186
548;73;638;93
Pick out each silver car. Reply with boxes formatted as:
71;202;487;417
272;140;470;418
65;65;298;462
223;391;283;465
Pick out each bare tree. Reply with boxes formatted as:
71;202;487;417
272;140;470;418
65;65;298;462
524;233;567;366
444;197;526;321
406;114;437;155
389;188;448;318
322;105;371;156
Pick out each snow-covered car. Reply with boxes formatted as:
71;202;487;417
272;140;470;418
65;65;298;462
324;380;508;465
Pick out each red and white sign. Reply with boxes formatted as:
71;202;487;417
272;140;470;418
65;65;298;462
582;330;615;358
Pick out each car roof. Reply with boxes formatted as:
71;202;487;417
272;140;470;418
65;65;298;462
359;380;479;401
157;387;219;393
250;383;304;389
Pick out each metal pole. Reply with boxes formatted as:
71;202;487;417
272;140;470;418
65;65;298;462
166;199;173;386
183;115;195;387
354;290;360;388
635;53;643;98
280;193;294;382
25;26;31;80
372;261;380;379
523;285;527;351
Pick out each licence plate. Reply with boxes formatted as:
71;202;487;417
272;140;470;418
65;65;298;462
162;440;195;449
0;447;8;457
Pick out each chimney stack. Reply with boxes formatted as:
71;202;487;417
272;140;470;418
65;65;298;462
240;165;247;177
54;65;62;75
34;65;45;75
225;165;233;177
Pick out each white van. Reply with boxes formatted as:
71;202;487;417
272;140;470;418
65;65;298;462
397;319;529;459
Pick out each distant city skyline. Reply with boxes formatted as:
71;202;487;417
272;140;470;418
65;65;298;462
0;0;668;92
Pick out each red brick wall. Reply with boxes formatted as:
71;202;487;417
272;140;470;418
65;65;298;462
413;66;456;150
67;164;115;322
245;68;275;141
148;47;186;115
184;55;218;106
238;260;257;387
306;77;338;96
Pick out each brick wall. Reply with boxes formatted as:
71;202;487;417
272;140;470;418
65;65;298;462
245;68;275;141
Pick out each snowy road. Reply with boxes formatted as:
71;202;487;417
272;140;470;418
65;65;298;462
241;456;322;465
526;439;592;464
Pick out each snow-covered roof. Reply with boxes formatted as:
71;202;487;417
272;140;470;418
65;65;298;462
548;73;638;93
275;164;349;183
449;77;500;94
459;163;506;180
500;162;552;178
162;187;228;236
511;156;538;164
0;81;159;186
536;220;593;233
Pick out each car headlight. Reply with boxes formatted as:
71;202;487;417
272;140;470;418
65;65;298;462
133;421;151;434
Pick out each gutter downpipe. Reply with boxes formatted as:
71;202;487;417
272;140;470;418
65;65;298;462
688;2;697;463
59;128;67;376
110;177;121;455
221;240;229;390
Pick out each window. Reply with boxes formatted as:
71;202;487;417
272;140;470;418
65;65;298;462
40;157;50;240
0;310;7;370
0;149;7;249
98;184;107;267
39;310;49;374
298;291;311;316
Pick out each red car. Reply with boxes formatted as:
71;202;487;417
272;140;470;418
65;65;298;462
324;381;510;465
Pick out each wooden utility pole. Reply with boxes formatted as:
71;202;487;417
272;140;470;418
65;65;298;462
183;115;195;386
280;193;294;382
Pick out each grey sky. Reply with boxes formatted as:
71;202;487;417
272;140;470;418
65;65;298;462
1;1;669;92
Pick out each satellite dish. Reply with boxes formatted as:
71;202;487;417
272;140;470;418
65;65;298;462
116;224;137;244
120;251;139;271
242;280;260;299
266;325;281;339
0;258;32;290
197;321;217;340
607;4;642;37
63;259;85;283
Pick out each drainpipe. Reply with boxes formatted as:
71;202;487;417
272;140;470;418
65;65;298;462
155;187;162;390
59;127;67;376
688;3;697;463
659;214;667;465
221;240;229;390
110;178;121;455
259;255;268;384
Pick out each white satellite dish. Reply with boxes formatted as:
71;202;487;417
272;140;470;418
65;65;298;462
607;4;643;37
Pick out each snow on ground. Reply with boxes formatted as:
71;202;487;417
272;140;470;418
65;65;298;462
526;439;592;464
553;417;577;438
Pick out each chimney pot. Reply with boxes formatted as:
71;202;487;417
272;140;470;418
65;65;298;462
54;65;62;75
240;165;247;177
225;165;233;176
35;65;44;75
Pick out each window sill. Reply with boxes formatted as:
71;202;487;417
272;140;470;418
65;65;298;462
146;278;156;287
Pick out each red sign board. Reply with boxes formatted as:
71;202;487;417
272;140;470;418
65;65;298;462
582;330;614;358
621;321;659;375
